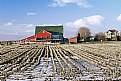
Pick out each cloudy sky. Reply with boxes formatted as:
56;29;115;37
0;0;121;40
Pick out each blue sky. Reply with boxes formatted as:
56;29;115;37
0;0;121;40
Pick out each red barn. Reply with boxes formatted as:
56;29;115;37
69;34;81;43
22;35;36;42
22;30;52;42
36;30;52;39
69;37;77;43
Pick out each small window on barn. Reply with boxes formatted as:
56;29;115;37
43;30;45;33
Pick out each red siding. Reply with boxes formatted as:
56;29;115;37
36;30;51;38
69;37;77;43
22;35;36;42
22;30;52;42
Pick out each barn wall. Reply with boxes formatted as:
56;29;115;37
36;30;52;39
69;37;77;43
22;35;36;42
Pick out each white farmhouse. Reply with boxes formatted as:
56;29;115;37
105;30;121;41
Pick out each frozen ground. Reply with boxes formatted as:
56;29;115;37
1;44;121;81
3;57;105;81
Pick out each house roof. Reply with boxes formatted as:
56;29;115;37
108;29;118;32
35;25;63;34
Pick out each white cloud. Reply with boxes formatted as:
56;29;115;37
0;23;35;40
65;15;105;28
83;15;105;25
12;24;35;35
25;29;34;33
38;24;63;26
50;0;92;8
27;12;37;16
27;24;34;27
117;14;121;21
3;22;13;27
0;22;26;41
64;15;105;38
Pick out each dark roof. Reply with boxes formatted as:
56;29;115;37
48;31;63;35
108;29;118;32
35;25;63;34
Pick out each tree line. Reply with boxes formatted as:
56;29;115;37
77;27;121;42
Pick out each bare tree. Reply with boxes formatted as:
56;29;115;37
95;32;106;41
77;27;91;39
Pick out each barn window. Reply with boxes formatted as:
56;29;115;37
43;30;45;33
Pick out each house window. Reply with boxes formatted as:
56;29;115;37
111;32;115;35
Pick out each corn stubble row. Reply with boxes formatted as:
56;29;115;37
0;43;121;80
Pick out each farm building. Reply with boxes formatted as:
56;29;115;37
69;34;94;43
35;25;64;42
36;30;52;42
69;34;80;43
105;29;121;41
22;35;36;42
69;37;78;43
22;25;64;43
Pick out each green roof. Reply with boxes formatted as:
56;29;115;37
35;25;63;34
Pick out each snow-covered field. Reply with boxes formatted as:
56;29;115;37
4;57;104;81
0;43;121;80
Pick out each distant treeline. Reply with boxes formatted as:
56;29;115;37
0;41;20;45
